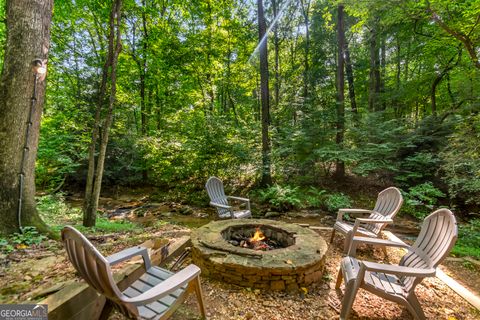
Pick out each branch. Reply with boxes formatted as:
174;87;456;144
426;6;480;69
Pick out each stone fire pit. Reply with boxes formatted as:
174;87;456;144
191;219;328;291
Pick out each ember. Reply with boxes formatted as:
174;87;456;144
228;227;283;251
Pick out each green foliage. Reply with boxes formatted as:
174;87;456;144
36;194;138;233
37;194;82;226
76;217;138;233
29;0;480;224
323;193;352;213
402;182;446;219
440;114;480;206
452;219;480;259
11;227;46;247
0;238;14;253
258;185;302;212
302;187;328;208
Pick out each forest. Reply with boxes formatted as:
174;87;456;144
1;0;480;252
0;0;479;318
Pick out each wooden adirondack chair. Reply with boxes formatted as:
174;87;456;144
330;187;403;253
205;176;251;219
335;208;457;320
62;226;207;320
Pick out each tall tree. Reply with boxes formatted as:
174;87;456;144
257;0;272;186
0;0;53;235
335;4;346;179
344;40;357;114
83;0;123;227
300;0;311;104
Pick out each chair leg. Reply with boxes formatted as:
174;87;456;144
194;276;207;319
98;299;114;320
335;268;343;289
330;229;336;243
339;278;359;320
343;231;353;254
405;294;426;320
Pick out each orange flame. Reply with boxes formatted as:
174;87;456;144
250;228;265;243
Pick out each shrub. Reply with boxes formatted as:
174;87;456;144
324;193;352;213
11;227;46;247
302;186;327;208
37;194;82;226
452;219;480;259
402;182;445;219
258;185;302;212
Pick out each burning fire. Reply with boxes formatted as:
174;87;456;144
250;228;266;243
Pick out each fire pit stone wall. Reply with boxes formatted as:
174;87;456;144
191;219;328;291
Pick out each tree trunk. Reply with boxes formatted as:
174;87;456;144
84;0;122;227
272;0;280;109
300;0;311;105
0;0;53;235
380;36;386;110
368;26;377;111
257;0;272;187
430;48;462;117
344;40;357;114
335;4;345;179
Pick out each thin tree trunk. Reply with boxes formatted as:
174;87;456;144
430;47;462;117
84;0;122;227
0;0;53;235
272;0;280;109
300;0;311;105
84;21;113;223
368;26;377;111
335;4;345;179
380;36;386;110
257;0;272;186
396;36;401;90
344;40;357;114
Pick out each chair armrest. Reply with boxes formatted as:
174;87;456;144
122;264;201;305
227;196;251;211
348;236;409;256
227;196;249;202
350;218;393;237
106;246;151;270
337;209;372;221
354;217;393;225
362;261;436;277
210;202;232;209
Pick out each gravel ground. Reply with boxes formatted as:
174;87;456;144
164;230;480;320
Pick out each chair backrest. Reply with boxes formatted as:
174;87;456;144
400;209;457;291
365;187;403;234
205;176;230;216
62;226;139;318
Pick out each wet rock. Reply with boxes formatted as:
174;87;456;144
179;207;194;215
265;211;282;218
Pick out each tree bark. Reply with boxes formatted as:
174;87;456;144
272;0;280;109
344;40;357;114
84;0;122;227
0;0;53;235
257;0;272;186
368;26;377;111
300;0;311;105
335;4;345;179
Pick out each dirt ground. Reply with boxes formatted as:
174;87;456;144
160;230;480;320
1;216;479;319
